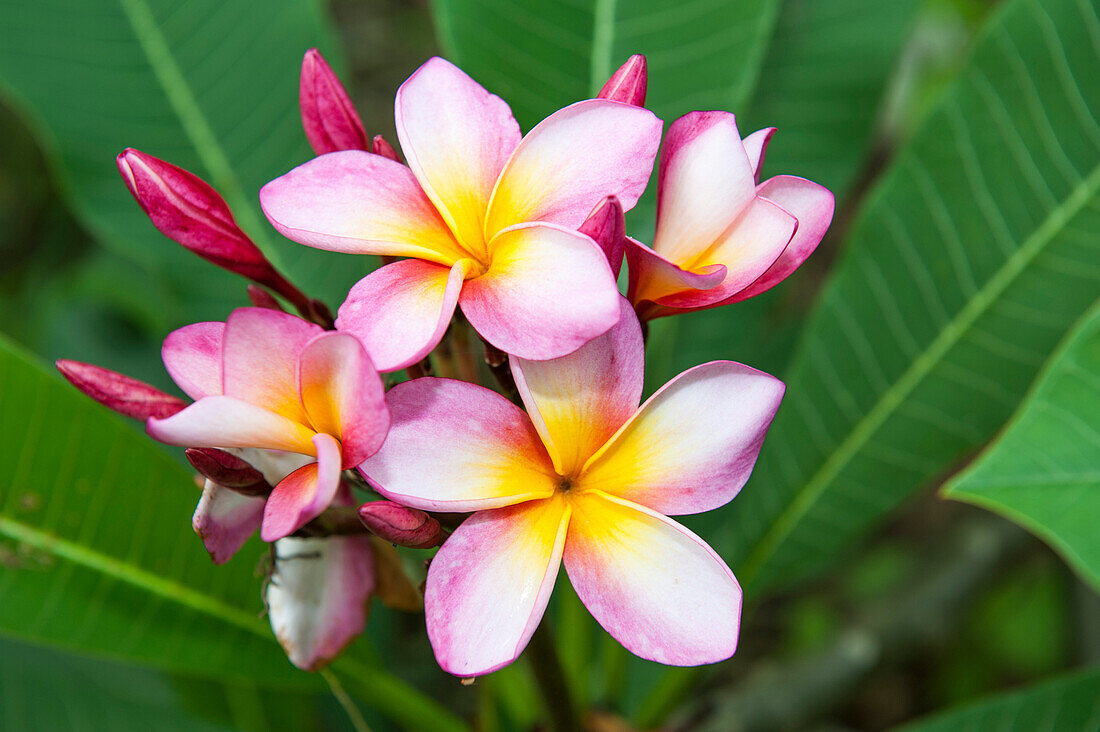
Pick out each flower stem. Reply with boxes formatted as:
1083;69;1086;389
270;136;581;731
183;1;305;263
524;619;581;732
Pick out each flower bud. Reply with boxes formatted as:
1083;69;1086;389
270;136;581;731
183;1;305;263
185;448;272;496
56;360;186;420
117;149;309;310
358;500;444;549
300;48;369;155
598;54;647;107
246;284;285;311
579;195;626;278
372;135;401;162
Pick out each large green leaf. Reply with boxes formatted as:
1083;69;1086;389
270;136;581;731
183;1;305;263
896;666;1100;731
720;0;1100;591
0;0;368;325
431;0;782;129
943;299;1100;591
0;336;466;732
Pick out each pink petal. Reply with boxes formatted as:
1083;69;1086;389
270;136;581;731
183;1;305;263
425;495;570;676
625;237;726;318
730;175;835;302
335;259;468;373
359;378;557;512
511;298;643;476
653;111;756;266
372;135;401;162
56;360;186;420
162;321;225;400
261;433;343;541
147;396;317;455
298;332;389;467
259;151;467;265
742;127;776;183
597;54;647;107
579;361;785;515
485;100;662;238
221;308;321;424
460;223;621;360
578;196;626;279
299;48;369;155
185;448;271;494
564;491;742;665
192;479;266;564
395;57;521;261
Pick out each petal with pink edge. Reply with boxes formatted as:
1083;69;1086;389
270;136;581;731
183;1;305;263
460;223;620;360
626;237;726;310
730;175;835;302
485;100;662;238
299;332;389;467
222;308;321;424
163;322;224;400
396;57;521;261
425;495;570;676
653;111;757;266
742;127;776;183
261;433;343;541
359;378;557;512
335;259;469;373
511;298;643;477
565;491;742;665
147;396;316;455
578;196;626;279
579;361;785;515
192;480;265;564
259;151;468;265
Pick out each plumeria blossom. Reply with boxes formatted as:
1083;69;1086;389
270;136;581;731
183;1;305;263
626;111;834;321
146;307;389;543
360;301;785;675
260;57;663;370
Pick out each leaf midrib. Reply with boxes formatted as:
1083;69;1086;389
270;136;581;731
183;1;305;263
738;156;1100;587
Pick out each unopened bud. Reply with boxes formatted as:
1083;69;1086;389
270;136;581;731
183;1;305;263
579;196;626;278
56;360;186;420
246;284;285;312
358;501;444;549
185;448;272;496
598;54;647;107
300;48;369;155
372;135;401;162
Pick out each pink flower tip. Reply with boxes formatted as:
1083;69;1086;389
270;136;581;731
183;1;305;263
56;359;187;421
579;195;627;279
300;48;369;155
598;54;647;107
371;135;401;162
358;500;444;549
185;448;272;496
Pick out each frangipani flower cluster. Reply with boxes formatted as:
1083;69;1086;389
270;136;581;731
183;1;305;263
60;50;832;677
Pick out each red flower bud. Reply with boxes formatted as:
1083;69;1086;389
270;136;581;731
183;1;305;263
300;48;369;155
56;360;186;421
247;284;285;312
358;501;444;549
185;448;272;496
372;135;401;162
598;54;647;107
579;196;626;279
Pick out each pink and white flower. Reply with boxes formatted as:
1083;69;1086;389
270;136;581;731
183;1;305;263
359;301;785;675
626;111;834;321
260;57;663;370
147;307;389;543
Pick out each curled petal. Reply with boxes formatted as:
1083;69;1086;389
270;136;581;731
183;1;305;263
56;360;186;420
335;259;469;373
742;127;776;183
460;223;620;360
147;396;316;455
192;480;266;564
425;495;569;676
162;321;224;400
626;238;726;317
580;361;784;515
565;491;742;665
578;196;626;279
597;54;647;107
300;48;369;155
359;378;557;512
261;433;343;542
186;448;271;495
358;501;444;549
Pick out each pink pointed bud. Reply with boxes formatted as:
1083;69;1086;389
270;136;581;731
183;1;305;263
56;360;186;420
598;54;647;107
372;134;401;162
300;48;369;155
117;149;310;310
185;448;272;496
579;196;627;279
358;501;444;549
246;284;285;312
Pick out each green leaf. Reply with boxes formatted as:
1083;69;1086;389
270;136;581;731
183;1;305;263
432;0;782;129
0;336;467;732
0;0;369;323
896;666;1100;732
943;299;1100;591
722;0;1100;592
